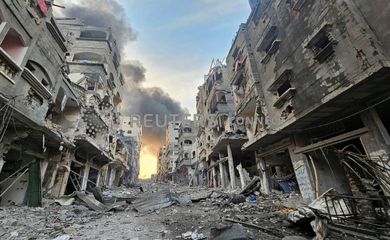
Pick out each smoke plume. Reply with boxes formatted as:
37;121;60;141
62;0;137;49
121;61;146;84
122;85;185;154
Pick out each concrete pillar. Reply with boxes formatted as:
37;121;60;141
218;154;226;188
255;152;271;194
360;109;390;157
219;162;226;188
237;164;246;189
288;146;316;203
40;161;49;184
227;143;236;189
50;151;72;197
0;158;5;174
108;167;116;186
81;164;90;191
96;169;101;187
211;161;217;188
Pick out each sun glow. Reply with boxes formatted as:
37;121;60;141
139;146;158;179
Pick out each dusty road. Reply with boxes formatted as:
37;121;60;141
0;183;355;240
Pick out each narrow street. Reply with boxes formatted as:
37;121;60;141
0;183;358;240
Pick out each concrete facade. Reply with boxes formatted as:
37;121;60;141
221;0;390;204
0;1;140;206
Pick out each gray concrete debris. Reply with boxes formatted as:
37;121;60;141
181;230;205;240
282;236;308;240
210;224;248;240
240;176;261;196
229;194;246;204
188;191;213;202
52;235;71;240
132;189;175;212
287;207;316;224
55;198;75;206
310;218;328;240
101;186;140;203
75;192;107;211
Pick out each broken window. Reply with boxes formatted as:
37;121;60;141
277;80;292;96
269;69;296;109
113;53;120;70
25;60;53;91
73;52;104;63
280;104;294;121
257;26;280;64
107;73;116;89
0;28;28;65
306;24;337;63
183;127;192;133
79;30;107;40
217;92;227;103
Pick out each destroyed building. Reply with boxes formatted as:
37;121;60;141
187;0;390;235
0;0;80;206
159;121;180;180
118;116;142;185
174;119;199;184
0;2;140;207
223;0;390;203
192;60;256;189
55;18;130;193
158;119;199;184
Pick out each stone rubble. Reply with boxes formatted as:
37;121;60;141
0;183;359;240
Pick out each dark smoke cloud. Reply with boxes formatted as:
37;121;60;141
123;87;185;154
121;61;146;84
63;0;137;48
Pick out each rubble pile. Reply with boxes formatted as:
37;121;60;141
0;204;104;239
0;184;363;239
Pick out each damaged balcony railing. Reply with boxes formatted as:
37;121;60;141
324;193;390;237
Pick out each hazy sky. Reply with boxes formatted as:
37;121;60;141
120;0;251;113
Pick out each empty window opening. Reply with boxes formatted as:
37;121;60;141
25;61;53;89
73;52;104;63
183;127;192;133
0;28;28;65
277;80;292;96
80;30;107;40
307;25;336;63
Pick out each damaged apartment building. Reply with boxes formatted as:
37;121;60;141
192;60;256;189
189;0;390;234
158;119;199;184
0;0;140;207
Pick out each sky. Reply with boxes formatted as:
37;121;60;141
120;1;251;178
56;0;252;179
120;0;251;113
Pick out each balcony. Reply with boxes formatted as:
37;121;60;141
0;48;22;83
273;88;296;108
22;68;52;99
